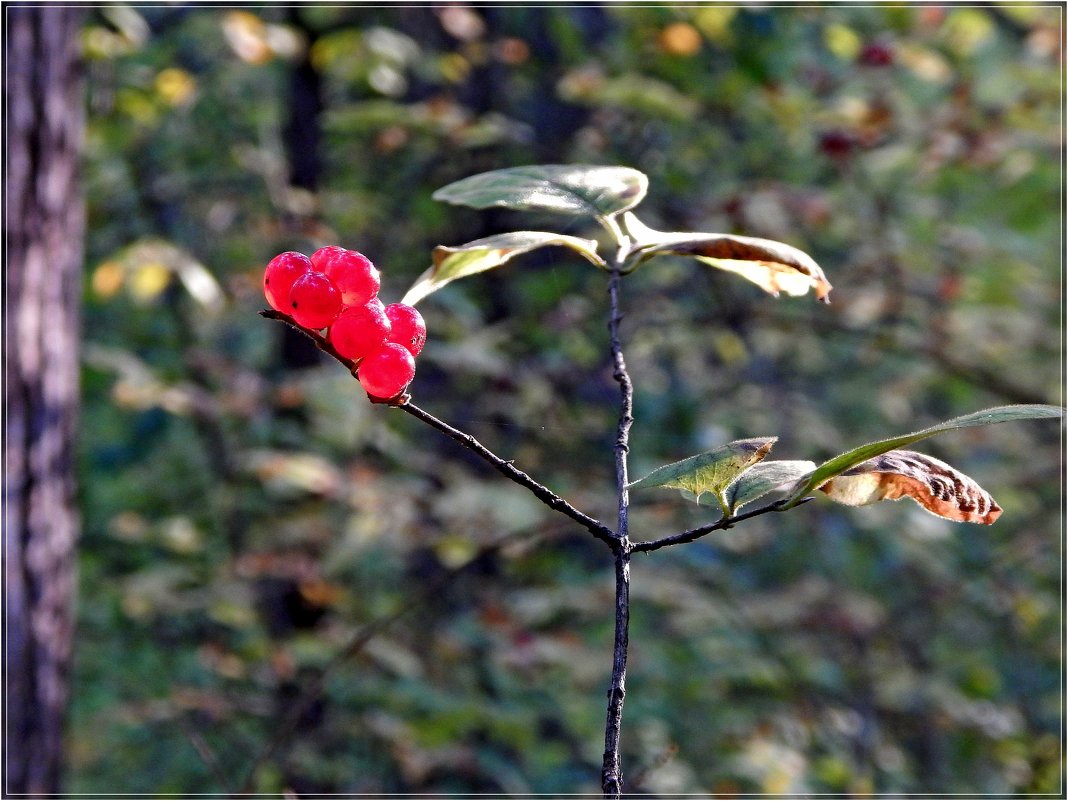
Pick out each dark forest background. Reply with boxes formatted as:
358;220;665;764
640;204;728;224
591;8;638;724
7;5;1064;796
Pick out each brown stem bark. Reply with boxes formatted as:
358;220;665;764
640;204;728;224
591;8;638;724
4;7;85;795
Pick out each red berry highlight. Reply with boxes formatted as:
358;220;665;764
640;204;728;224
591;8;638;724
358;342;416;399
312;246;381;308
263;251;312;312
384;303;427;356
329;302;392;362
289;272;342;329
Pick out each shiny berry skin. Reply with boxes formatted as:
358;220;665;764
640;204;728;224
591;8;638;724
358;342;416;399
288;272;342;329
329;302;392;362
384;303;427;356
311;246;381;308
263;251;312;312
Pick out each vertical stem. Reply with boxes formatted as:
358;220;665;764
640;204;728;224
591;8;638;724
602;266;634;798
601;548;630;798
608;269;634;545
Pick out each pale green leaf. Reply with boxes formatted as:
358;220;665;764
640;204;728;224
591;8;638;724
433;165;648;219
401;231;603;306
718;460;817;514
623;213;832;302
628;438;776;506
784;404;1065;508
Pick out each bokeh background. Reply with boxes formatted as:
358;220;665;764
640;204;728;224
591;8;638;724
71;5;1062;795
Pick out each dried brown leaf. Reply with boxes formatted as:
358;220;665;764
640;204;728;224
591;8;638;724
624;212;832;302
818;449;1002;525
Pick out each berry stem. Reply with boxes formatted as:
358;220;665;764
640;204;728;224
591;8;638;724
259;309;357;372
260;308;617;547
399;401;617;547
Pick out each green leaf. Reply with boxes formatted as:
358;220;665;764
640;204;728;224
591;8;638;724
401;231;603;306
432;165;649;219
623;213;832;302
784;404;1065;508
717;460;817;514
628;438;776;511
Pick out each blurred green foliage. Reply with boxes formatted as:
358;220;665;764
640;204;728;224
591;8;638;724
74;5;1062;795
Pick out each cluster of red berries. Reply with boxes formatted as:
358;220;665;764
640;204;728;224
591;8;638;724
263;246;426;400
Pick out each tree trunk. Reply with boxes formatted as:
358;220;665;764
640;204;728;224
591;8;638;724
4;7;85;795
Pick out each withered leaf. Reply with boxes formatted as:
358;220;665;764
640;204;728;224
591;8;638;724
818;449;1002;525
784;403;1063;508
623;213;832;302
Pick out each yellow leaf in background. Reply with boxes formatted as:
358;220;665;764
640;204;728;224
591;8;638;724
942;8;995;56
155;68;196;106
116;88;159;126
91;261;125;299
222;11;272;64
659;23;702;57
245;450;342;497
693;7;736;44
434;534;478;568
128;262;172;303
819;449;1002;525
897;42;953;84
824;23;862;61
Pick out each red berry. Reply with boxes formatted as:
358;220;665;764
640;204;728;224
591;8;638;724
311;246;381;308
263;251;312;312
358;342;416;399
329;302;392;361
289;272;342;329
384;303;427;356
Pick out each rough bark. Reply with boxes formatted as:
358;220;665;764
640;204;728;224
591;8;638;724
4;6;85;795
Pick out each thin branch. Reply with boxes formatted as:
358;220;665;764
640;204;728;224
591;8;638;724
631;497;814;555
400;402;617;547
607;269;634;546
260;309;358;370
601;265;634;800
260;309;617;547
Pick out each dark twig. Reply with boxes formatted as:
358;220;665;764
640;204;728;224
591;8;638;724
601;265;634;800
400;402;617;546
631;497;814;555
260;309;358;371
260;309;617;547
